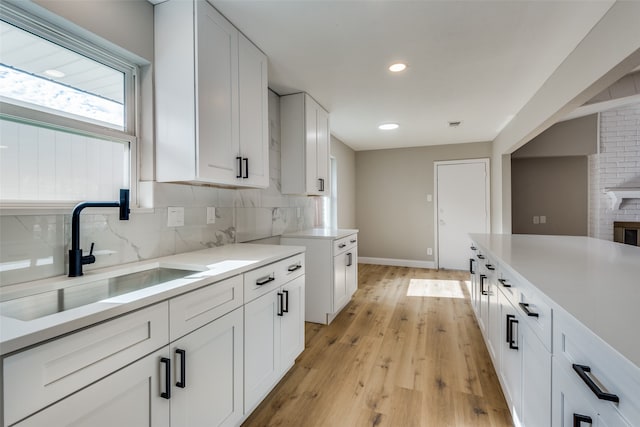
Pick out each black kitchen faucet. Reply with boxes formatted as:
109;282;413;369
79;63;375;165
68;189;130;277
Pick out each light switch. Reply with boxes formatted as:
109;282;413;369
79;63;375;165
533;216;540;224
427;194;433;202
207;207;216;224
540;215;546;224
168;207;184;227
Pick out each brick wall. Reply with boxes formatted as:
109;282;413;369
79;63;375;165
589;103;640;240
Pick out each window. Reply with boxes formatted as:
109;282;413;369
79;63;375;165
0;3;137;206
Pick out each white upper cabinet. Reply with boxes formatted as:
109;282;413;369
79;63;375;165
155;0;268;188
281;93;330;195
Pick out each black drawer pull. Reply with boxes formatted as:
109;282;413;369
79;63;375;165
256;275;275;286
287;264;302;272
470;246;477;251
176;348;186;388
346;252;353;267
160;357;171;399
498;278;511;288
236;156;242;179
573;413;592;427
485;264;495;271
283;289;289;313
477;254;485;259
243;157;249;178
318;178;325;192
480;274;487;296
469;258;475;274
338;243;347;249
505;314;514;343
519;302;539;317
277;292;284;316
572;364;619;403
508;316;519;350
350;239;357;243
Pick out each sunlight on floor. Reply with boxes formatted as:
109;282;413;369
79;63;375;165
406;278;470;299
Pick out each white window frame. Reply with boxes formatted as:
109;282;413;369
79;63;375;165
0;2;138;211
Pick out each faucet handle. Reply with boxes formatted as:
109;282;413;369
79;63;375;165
89;242;95;256
82;242;96;266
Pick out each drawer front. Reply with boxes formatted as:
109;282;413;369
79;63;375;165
3;302;169;426
554;309;640;426
333;234;357;255
244;253;305;303
169;275;243;341
516;285;552;351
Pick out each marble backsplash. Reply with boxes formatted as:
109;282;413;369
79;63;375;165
0;90;325;287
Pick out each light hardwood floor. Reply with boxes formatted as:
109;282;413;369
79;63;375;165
242;264;513;427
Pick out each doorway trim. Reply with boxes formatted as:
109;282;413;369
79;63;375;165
434;158;491;269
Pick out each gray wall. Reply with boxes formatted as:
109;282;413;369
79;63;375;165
331;136;356;228
355;142;491;263
512;114;598;158
511;156;588;236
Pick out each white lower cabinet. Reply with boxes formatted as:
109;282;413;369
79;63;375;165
498;290;522;417
170;308;244;427
14;348;170;427
244;275;305;414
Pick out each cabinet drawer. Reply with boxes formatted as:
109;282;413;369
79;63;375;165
496;269;520;308
334;234;357;255
3;302;169;426
554;309;640;426
244;253;305;303
169;275;243;341
516;285;552;351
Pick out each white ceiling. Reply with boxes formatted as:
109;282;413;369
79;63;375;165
211;0;615;151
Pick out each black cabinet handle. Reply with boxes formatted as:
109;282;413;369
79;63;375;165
277;292;284;316
519;302;539;317
256;275;275;286
508;317;519;350
477;254;485;259
338;243;346;249
506;314;515;344
236;156;242;178
283;289;289;313
287;264;302;272
176;348;186;389
318;178;325;192
346;252;353;267
243;157;249;178
573;413;593;427
160;357;171;399
480;274;487;295
350;239;357;243
485;264;495;271
469;258;475;274
498;278;511;288
572;364;619;403
470;246;477;251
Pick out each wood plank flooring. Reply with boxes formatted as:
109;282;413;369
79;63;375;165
242;264;513;427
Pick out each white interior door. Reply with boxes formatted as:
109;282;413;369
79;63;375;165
436;159;489;270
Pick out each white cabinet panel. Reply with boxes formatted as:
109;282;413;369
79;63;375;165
15;348;170;427
280;276;305;369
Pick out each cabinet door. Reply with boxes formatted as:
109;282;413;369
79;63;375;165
521;322;552;427
238;33;269;188
195;0;239;184
280;276;305;369
488;281;501;365
315;103;330;195
478;273;489;334
552;359;598;427
171;308;243;427
244;289;281;412
305;95;320;194
499;291;522;420
345;247;358;298
15;349;170;427
333;252;349;312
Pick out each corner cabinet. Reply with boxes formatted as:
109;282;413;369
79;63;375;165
280;93;330;195
155;0;269;188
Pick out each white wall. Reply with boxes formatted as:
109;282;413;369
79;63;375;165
331;136;356;228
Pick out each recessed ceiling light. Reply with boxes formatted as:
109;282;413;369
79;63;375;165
378;123;399;130
388;63;407;73
44;69;65;78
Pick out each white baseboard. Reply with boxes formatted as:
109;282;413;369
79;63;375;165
358;257;436;269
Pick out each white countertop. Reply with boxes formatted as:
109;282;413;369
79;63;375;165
281;228;358;240
0;244;305;356
470;234;640;367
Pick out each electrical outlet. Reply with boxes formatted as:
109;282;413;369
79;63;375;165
427;248;433;255
167;207;184;227
533;216;540;224
540;215;546;224
206;207;216;224
427;194;433;202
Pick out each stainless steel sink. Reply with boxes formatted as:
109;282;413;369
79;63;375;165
0;267;199;321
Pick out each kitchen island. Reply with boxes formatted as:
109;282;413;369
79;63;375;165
469;233;640;427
